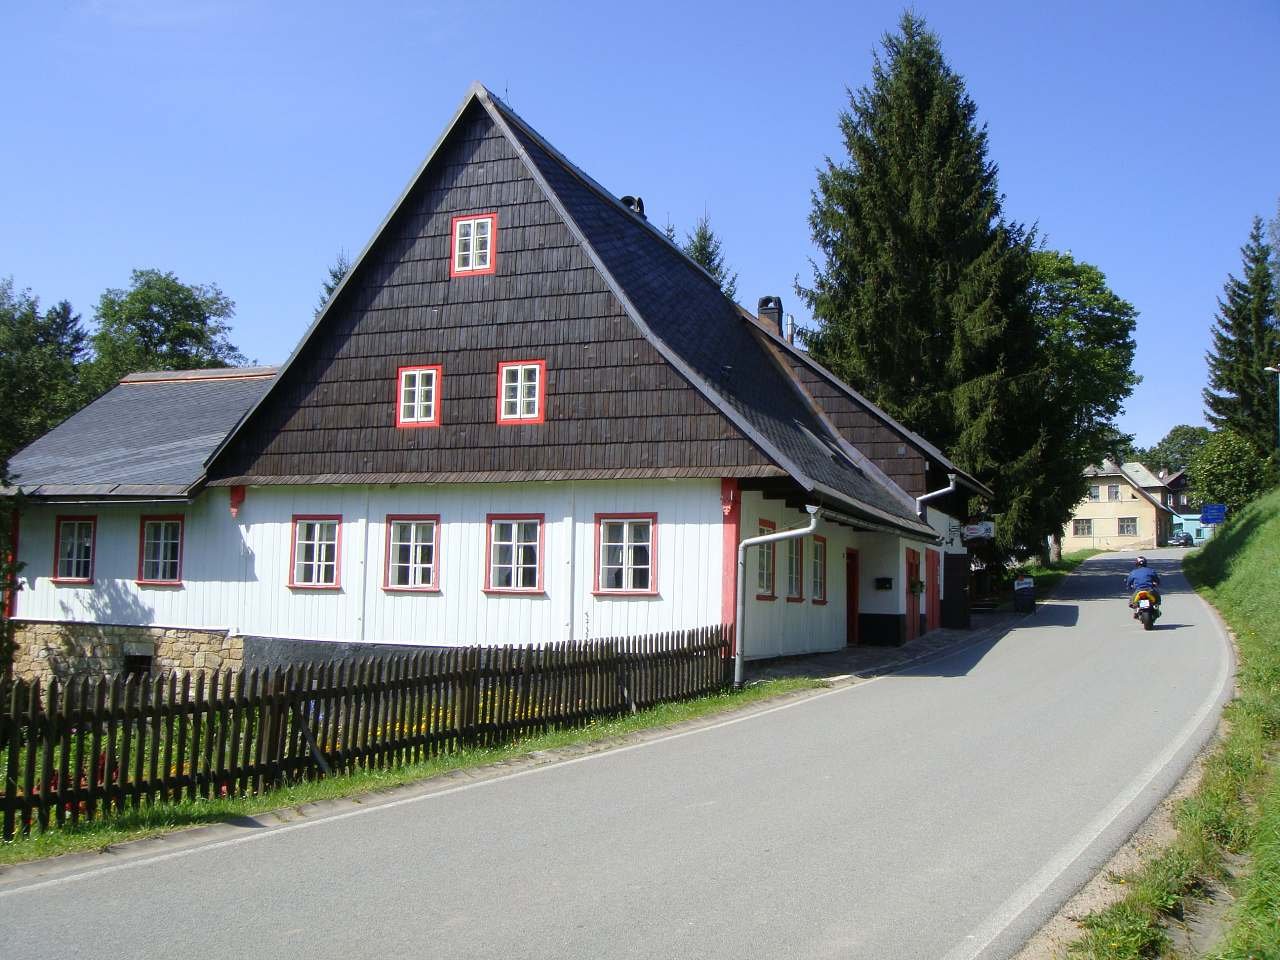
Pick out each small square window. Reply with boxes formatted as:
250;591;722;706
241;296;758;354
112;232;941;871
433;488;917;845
1072;518;1093;537
496;360;546;424
487;515;543;593
1118;517;1138;537
54;516;96;582
385;516;439;591
396;365;442;427
1107;484;1120;501
1087;486;1100;502
138;516;184;584
450;213;498;277
291;516;341;589
595;515;656;594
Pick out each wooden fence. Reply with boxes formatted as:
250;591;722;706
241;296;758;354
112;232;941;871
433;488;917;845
1;625;732;840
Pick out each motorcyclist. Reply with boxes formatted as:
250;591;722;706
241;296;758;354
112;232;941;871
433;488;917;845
1125;556;1161;611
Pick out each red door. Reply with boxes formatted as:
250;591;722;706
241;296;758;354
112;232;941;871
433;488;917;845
845;549;860;646
904;549;920;643
926;549;941;632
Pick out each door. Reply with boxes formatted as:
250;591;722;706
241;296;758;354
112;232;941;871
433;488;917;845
845;549;860;646
925;549;941;632
904;549;920;643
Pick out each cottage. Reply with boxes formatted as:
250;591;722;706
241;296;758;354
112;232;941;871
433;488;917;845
1060;459;1175;552
5;84;989;681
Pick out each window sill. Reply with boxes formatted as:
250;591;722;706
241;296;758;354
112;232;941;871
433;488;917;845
383;585;441;594
496;417;546;427
483;587;546;596
51;578;93;586
288;584;342;592
785;596;805;604
755;593;776;602
592;589;659;598
136;580;183;588
812;599;828;606
395;421;441;429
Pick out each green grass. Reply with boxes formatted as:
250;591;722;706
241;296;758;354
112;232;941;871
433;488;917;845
1019;548;1104;597
1068;486;1280;959
0;676;821;866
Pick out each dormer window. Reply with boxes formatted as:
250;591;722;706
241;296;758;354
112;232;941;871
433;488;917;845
396;364;442;428
496;360;546;424
450;212;497;277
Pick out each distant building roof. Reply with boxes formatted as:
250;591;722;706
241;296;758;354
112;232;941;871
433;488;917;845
1082;459;1175;515
7;367;277;498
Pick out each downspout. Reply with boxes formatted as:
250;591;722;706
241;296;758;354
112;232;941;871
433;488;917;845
916;473;958;519
735;505;820;688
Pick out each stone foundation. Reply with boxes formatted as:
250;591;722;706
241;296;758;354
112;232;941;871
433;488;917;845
11;620;243;683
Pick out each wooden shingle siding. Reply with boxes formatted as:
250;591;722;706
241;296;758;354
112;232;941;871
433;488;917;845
210;102;773;485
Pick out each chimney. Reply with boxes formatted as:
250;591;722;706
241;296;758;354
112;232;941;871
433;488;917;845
758;295;783;337
620;195;646;219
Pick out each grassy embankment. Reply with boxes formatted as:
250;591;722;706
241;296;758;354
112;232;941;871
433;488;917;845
0;676;820;867
1069;486;1280;959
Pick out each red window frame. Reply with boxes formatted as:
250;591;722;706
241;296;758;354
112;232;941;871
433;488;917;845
495;359;547;425
592;513;659;596
395;364;443;428
811;535;828;605
785;535;805;602
755;519;776;601
383;514;442;593
484;513;545;594
288;514;343;590
136;515;185;586
449;212;498;278
52;514;96;584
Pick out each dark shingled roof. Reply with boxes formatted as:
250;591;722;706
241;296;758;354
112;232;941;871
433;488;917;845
9;369;276;497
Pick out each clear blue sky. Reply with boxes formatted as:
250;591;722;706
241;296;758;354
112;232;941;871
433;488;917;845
3;0;1278;448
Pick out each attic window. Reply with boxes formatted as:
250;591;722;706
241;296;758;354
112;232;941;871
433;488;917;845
450;212;497;277
497;360;546;424
396;365;442;428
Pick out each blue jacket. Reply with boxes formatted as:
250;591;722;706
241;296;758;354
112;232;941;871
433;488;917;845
1125;566;1160;592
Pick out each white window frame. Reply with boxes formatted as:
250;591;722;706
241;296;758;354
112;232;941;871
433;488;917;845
1107;484;1120;501
811;536;827;603
785;537;803;601
1118;517;1138;537
497;360;545;423
487;515;543;593
54;517;96;582
396;365;441;427
290;516;340;589
1072;518;1093;537
451;213;496;275
1087;485;1100;502
139;517;183;584
756;520;776;599
385;516;439;591
595;515;656;594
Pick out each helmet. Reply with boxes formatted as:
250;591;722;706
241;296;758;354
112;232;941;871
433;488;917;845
1135;556;1148;566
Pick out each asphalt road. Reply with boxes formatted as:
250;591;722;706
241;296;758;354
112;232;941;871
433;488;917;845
0;550;1231;959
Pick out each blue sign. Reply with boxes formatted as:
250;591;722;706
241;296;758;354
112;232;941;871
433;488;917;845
1200;503;1227;524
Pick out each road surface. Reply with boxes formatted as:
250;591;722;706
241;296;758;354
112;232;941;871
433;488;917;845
0;550;1231;959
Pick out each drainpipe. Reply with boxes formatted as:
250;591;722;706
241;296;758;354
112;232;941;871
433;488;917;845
915;473;958;519
735;504;820;688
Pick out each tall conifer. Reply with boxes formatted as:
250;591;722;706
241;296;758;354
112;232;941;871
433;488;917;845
1203;217;1280;458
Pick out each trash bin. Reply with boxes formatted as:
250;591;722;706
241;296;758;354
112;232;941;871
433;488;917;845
1013;575;1036;613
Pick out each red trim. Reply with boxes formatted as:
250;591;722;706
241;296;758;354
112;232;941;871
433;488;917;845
228;485;246;518
785;534;805;602
288;514;343;590
382;514;442;592
592;513;659;596
755;518;776;601
720;479;739;641
495;359;548;425
4;509;19;618
136;514;185;586
394;364;443;428
448;212;498;278
811;535;828;604
483;513;545;594
52;515;96;584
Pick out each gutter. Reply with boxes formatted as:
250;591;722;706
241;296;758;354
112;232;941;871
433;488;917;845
916;473;958;518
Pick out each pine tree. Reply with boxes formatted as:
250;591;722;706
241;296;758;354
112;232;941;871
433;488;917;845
682;215;738;300
1203;217;1280;458
798;12;1048;555
316;251;352;318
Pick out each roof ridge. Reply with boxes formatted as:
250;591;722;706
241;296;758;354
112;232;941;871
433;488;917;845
122;366;278;383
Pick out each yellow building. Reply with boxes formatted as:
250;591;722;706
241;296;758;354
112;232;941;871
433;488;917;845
1061;460;1175;552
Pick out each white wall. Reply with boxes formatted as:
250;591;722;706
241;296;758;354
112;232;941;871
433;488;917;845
15;480;723;648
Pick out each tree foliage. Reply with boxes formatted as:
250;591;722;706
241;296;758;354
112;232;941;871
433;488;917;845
89;269;244;391
798;12;1051;556
1138;424;1212;475
681;215;737;300
316;251;352;318
0;279;91;466
1188;429;1276;515
0;458;22;677
1203;217;1280;459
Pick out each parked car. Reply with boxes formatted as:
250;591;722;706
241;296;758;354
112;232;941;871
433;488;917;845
1169;531;1194;547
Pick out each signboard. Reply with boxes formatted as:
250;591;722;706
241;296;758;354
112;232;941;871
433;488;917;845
1200;503;1227;524
961;521;995;543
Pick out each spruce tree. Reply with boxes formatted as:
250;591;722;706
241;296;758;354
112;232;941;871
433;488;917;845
316;250;352;318
1203;217;1280;458
682;215;737;300
798;12;1048;555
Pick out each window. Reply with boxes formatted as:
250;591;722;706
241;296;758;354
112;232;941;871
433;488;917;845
1072;518;1093;537
756;520;776;600
1118;517;1138;537
595;514;656;594
486;514;543;592
384;515;439;591
811;536;827;604
396;365;442;428
1087;486;1100;502
1107;484;1120;501
496;360;546;424
290;516;341;589
54;516;95;582
785;537;803;601
1180;493;1189;507
450;212;497;277
138;516;183;584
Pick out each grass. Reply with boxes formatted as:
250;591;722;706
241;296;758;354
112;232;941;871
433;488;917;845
1068;486;1280;959
1018;548;1104;598
0;675;821;867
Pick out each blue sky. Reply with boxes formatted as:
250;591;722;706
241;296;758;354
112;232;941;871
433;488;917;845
3;0;1278;448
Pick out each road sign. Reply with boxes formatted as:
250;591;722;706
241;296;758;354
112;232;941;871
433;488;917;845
1200;503;1227;524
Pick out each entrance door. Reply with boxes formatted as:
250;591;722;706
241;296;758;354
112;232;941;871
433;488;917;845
904;549;920;643
845;549;860;646
925;550;941;632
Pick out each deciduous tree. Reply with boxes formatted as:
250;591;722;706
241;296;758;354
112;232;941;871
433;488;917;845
1141;424;1212;475
1188;429;1276;514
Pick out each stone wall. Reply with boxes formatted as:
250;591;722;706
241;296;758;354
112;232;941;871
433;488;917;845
11;620;242;683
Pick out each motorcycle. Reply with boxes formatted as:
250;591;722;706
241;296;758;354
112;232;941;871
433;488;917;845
1130;588;1161;630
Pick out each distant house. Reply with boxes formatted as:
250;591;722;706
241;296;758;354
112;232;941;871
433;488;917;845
1163;469;1211;542
5;84;991;682
1061;460;1175;552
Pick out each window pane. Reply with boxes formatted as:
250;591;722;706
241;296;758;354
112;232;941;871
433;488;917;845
606;567;623;590
629;521;649;543
518;521;538;543
604;522;623;544
631;567;649;590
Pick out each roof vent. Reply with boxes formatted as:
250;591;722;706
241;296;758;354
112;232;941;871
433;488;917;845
758;296;783;337
620;195;646;219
